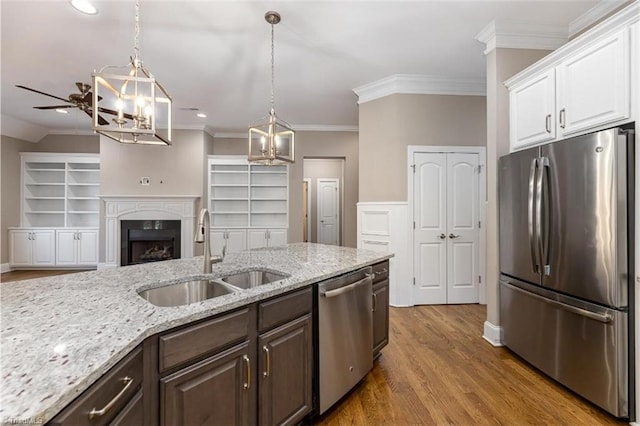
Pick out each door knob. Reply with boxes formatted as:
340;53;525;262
449;234;460;239
438;234;446;239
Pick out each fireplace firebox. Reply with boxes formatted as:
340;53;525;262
121;220;181;266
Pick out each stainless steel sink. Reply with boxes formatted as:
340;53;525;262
139;279;236;307
219;269;289;289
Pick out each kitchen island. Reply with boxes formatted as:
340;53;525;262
0;243;391;424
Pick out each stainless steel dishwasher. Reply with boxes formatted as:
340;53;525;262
318;266;373;414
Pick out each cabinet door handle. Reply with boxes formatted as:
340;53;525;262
545;114;551;133
438;233;446;240
559;108;566;129
243;355;251;390
263;346;270;378
449;234;460;239
372;293;377;312
88;376;133;419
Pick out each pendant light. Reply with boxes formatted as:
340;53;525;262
248;11;295;165
92;0;172;145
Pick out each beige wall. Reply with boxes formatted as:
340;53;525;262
213;131;359;247
359;94;486;202
0;133;99;265
303;158;344;244
484;48;551;326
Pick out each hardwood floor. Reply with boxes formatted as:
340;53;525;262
317;305;628;425
1;269;86;283
2;270;629;424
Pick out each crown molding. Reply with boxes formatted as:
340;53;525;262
214;132;247;139
0;114;48;142
292;125;358;132
47;129;96;136
353;74;486;104
475;19;568;55
569;0;631;37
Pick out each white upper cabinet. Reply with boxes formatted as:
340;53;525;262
556;28;630;137
506;4;637;152
510;69;556;150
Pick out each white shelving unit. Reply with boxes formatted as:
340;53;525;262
9;153;100;268
208;156;289;251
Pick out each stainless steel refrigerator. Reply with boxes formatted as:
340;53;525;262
499;126;635;419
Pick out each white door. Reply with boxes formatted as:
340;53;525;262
56;230;78;265
210;230;227;256
226;230;247;253
248;229;268;249
267;229;287;247
9;230;33;266
77;230;99;265
413;152;480;305
32;230;55;266
317;179;339;246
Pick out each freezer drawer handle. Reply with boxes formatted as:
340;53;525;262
503;282;613;323
321;275;373;298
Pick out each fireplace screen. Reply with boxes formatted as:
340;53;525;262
121;220;181;266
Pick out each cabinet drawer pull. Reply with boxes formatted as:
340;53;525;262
87;376;133;419
243;355;251;389
545;114;551;133
263;346;270;378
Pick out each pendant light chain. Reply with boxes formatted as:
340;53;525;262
270;20;275;114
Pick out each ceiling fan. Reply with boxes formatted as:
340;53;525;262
16;82;131;125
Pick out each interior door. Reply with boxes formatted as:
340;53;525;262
317;179;339;246
413;152;480;305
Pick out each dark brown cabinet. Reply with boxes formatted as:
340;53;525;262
372;261;390;358
258;314;313;426
161;342;254;426
49;346;144;426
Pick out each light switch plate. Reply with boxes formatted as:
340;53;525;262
141;177;150;185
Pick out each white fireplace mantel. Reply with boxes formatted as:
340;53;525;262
101;195;200;269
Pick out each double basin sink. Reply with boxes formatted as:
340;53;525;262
139;269;289;307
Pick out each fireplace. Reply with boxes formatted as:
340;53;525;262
121;220;181;266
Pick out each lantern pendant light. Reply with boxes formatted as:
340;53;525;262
92;0;172;145
248;11;295;165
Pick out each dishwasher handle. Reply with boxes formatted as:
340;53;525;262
321;274;373;298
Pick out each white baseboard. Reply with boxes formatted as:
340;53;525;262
389;303;413;308
1;263;11;273
97;263;117;270
483;321;503;347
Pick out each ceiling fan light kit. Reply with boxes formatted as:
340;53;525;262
70;0;97;15
92;0;172;146
248;11;295;165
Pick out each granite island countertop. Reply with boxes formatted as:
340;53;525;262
0;243;392;424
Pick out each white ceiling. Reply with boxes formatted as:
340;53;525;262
1;0;604;138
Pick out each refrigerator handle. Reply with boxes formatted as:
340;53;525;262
537;156;551;276
528;158;540;274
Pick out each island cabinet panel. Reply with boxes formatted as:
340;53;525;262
258;314;313;426
161;342;254;426
372;261;390;358
49;346;143;426
159;308;251;373
258;287;313;333
110;389;144;426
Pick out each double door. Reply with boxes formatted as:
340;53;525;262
9;229;55;266
413;152;480;305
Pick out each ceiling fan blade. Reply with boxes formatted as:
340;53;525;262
98;106;134;120
16;85;70;103
84;108;108;125
34;105;76;110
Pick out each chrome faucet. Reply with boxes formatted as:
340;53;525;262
194;208;225;273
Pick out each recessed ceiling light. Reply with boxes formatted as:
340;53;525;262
55;108;69;114
70;0;98;15
197;113;207;118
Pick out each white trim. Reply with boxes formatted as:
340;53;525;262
101;196;199;268
316;178;340;246
292;125;359;132
407;145;487;306
506;1;640;88
97;262;116;270
303;178;312;243
46;129;96;136
569;0;630;37
214;132;247;139
482;321;504;347
353;74;486;104
474;19;568;56
1;263;11;273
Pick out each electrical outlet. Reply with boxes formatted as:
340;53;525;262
140;177;150;186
